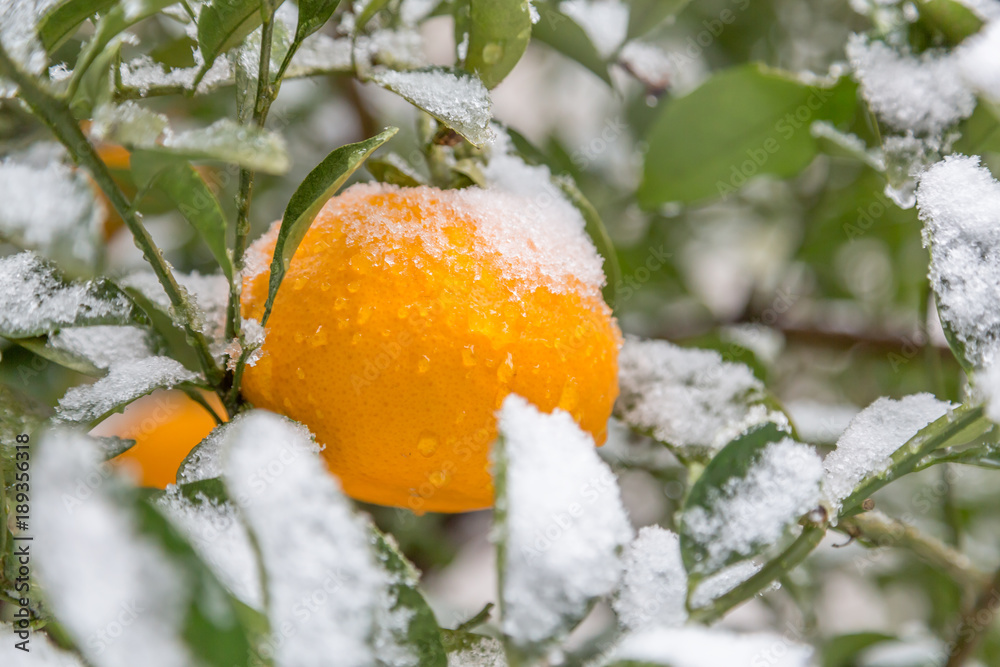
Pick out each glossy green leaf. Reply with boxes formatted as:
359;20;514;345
294;0;343;41
640;64;857;206
372;528;448;666
917;0;984;44
531;1;611;84
465;0;532;89
366;153;427;187
679;422;802;578
355;0;391;30
262;127;398;325
195;0;276;86
553;175;621;309
627;0;691;39
131;151;234;280
38;0;117;52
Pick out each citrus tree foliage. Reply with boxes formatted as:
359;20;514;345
2;0;1000;666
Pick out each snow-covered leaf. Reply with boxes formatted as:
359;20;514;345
465;0;532;89
370;67;494;147
493;394;633;652
0;252;144;339
16;324;158;376
615;337;790;462
196;0;274;85
34;429;255;667
916;154;1000;370
119;269;229;342
221;410;383;667
612;526;688;631
262;127;398;325
602;626;814;667
680;423;823;578
822;394;953;512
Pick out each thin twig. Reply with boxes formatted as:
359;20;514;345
945;567;1000;667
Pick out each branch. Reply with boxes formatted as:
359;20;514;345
945;567;1000;667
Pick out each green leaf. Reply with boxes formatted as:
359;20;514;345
131;151;235;280
196;0;277;86
294;0;344;41
627;0;690;39
639;64;857;206
917;0;984;44
366;153;428;186
94;435;138;459
822;632;896;667
262;127;398;325
531;1;611;84
954;101;1000;155
355;0;392;30
465;0;532;89
371;528;448;666
553;175;621;310
679;422;810;578
38;0;118;52
69;37;121;118
0;252;146;339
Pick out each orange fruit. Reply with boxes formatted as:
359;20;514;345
96;389;226;488
240;183;621;512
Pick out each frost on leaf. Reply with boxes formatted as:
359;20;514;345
34;429;196;667
222;411;382;667
0;160;104;270
615;337;789;460
155;486;264;610
370;67;494;147
613;526;688;631
689;560;763;609
494;395;633;649
682;434;823;575
605;626;814;667
823;394;953;511
917;155;1000;370
56;357;199;424
0;252;140;338
48;325;157;372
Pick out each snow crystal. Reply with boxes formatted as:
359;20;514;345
613;526;688;631
34;429;195;667
120;270;229;340
57;356;198;423
785;399;860;444
689;560;762;609
155;488;263;609
223;410;381;667
917;155;1000;368
560;0;629;59
846;34;975;135
823;394;952;509
957;20;1000;101
0;0;56;96
177;419;239;485
370;68;494;146
119;50;232;95
91;101;168;147
683;438;823;573
616;338;789;458
0;161;104;268
608;626;814;667
447;637;506;666
495;395;633;646
255;180;607;301
0;623;86;665
48;325;155;371
0;252;135;338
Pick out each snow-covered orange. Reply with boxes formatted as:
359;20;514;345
240;183;620;512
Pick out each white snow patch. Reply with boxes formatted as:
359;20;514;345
917;155;1000;369
684;438;823;573
34;429;194;667
689;560;762;609
847;34;975;135
560;0;629;59
957;20;1000;101
223;410;381;667
619;40;673;90
0;0;56;96
607;626;814;667
613;526;688;631
495;394;633;647
616;337;789;457
823;394;953;510
0;623;86;665
48;325;155;371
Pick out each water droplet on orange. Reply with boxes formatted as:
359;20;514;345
296;368;306;380
417;356;431;373
417;434;438;457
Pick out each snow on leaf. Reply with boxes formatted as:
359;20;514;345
0;0;55;96
370;67;494;147
222;410;382;667
916;155;1000;369
559;0;629;59
603;626;814;667
0;160;104;269
957;19;1000;101
688;560;763;609
48;325;157;371
681;425;823;575
612;526;688;631
822;394;953;511
155;485;264;609
56;356;199;424
0;252;141;338
846;34;975;135
91;101;169;147
177;418;239;485
34;429;197;667
120;269;228;341
494;394;633;649
615;337;789;460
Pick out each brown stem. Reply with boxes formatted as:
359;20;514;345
945;567;1000;667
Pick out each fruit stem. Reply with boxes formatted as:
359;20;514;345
0;44;224;387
